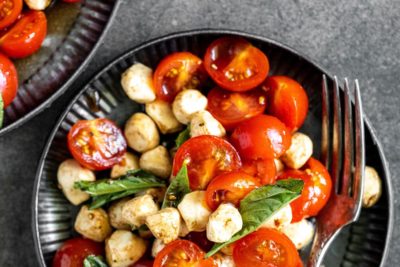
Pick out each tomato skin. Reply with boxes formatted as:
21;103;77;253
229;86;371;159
0;0;22;30
242;158;276;185
52;237;103;267
262;76;309;132
172;135;242;190
0;53;18;107
230;114;291;160
207;87;267;130
205;171;260;210
233;228;301;267
153;52;207;102
68;118;127;171
0;11;47;58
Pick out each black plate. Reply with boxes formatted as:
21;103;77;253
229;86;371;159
32;29;393;266
0;0;121;136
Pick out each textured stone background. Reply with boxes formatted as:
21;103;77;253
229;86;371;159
0;0;399;266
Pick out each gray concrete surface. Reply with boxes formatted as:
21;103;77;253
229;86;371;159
0;0;399;266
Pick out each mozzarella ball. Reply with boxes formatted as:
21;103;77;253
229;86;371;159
24;0;51;10
135;187;167;203
122;195;159;227
190;110;226;138
213;254;236;267
111;152;140;179
105;230;147;267
151;239;166;258
178;191;212;232
145;100;183;134
260;205;292;230
146;207;181;244
125;113;160;153
206;203;243;243
57;159;95;205
363;166;382;208
172;89;208;124
74;206;112;242
108;198;131;230
139;145;172;179
281;132;313;169
121;63;156;104
281;219;315;250
178;218;190;237
274;158;285;173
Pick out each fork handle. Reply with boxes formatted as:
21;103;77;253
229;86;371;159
307;228;341;267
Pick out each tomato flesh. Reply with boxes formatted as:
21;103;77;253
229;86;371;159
207;87;267;130
0;0;22;30
242;158;276;185
67;118;127;171
172;135;242;190
0;52;18;107
204;37;269;92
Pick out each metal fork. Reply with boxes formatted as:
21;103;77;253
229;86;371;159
307;75;365;267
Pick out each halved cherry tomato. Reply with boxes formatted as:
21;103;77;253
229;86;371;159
153;52;208;102
230;114;291;160
204;37;269;92
0;11;47;58
242;158;276;185
130;259;154;267
67;118;127;171
52;237;103;267
172;135;242;190
184;231;214;251
0;0;22;30
262;76;309;131
154;240;217;267
207;87;267;130
0;53;17;107
233;228;301;267
205;171;260;210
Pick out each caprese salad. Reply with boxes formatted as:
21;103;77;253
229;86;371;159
52;36;383;267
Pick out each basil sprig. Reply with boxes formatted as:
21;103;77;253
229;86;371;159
175;126;190;148
83;255;108;267
206;178;304;257
161;164;191;208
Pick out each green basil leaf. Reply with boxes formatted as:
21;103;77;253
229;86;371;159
89;189;140;209
0;94;3;129
175;126;190;148
206;178;304;257
83;255;108;267
161;164;191;208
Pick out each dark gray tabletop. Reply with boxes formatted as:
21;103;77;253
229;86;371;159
0;0;399;266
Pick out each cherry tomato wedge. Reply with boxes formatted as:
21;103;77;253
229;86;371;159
204;37;269;92
0;53;17;107
153;52;208;102
52;237;103;267
205;171;260;210
242;158;276;185
172;135;242;190
207;87;267;130
0;11;47;59
67;118;127;171
262;76;309;132
230;114;291;160
0;0;22;30
233;228;301;267
154;240;217;267
129;259;154;267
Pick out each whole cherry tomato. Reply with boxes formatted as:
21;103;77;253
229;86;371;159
0;53;18;107
0;0;22;30
52;237;103;267
230;114;291;160
262;76;309;131
205;171;260;210
207;87;267;130
172;135;242;190
153;52;208;102
67;118;127;170
242;158;276;185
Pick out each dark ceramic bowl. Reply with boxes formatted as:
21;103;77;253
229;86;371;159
32;29;393;267
0;0;121;136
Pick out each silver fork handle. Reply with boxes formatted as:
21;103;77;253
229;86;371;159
307;228;343;267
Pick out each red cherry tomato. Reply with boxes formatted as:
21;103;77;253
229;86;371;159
129;259;154;267
0;11;47;58
204;37;269;92
0;0;22;30
205;171;260;210
207;87;267;130
262;76;309;131
230;114;291;160
233;228;301;267
0;53;17;107
52;237;103;267
67;118;127;171
242;158;276;185
153;52;208;102
154;240;217;267
172;135;242;190
184;231;214;251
